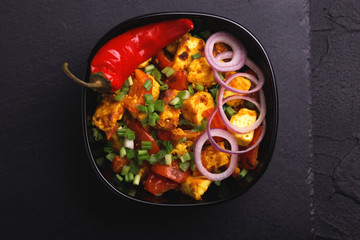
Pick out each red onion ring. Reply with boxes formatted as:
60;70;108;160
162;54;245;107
217;88;266;134
194;129;238;181
206;104;266;154
204;32;246;72
214;58;265;95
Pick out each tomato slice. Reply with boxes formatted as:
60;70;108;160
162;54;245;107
165;70;188;91
157;129;172;141
111;155;130;173
127;121;160;155
144;171;179;195
239;126;263;169
155;49;173;69
202;108;226;130
151;160;190;183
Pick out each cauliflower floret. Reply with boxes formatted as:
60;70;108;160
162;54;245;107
155;104;180;130
92;93;125;139
230;108;257;146
222;72;251;107
179;176;212;200
181;91;214;125
172;34;205;71
187;57;217;88
201;142;231;172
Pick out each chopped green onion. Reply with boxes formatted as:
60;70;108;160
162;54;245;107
165;154;172;165
217;72;225;80
161;67;175;77
161;141;174;154
115;174;124;182
105;153;116;162
137;153;150;163
170;97;180;105
148;154;158;165
191;52;202;59
150;68;162;83
124;174;129;182
126;149;136;160
154;99;165;112
133;174;141;185
137;104;148;113
117;127;127;137
124;138;134;149
127;76;133;86
225;106;237;117
137;149;148;156
159;84;169;91
129;161;140;174
92;128;103;141
189;152;194;160
144;94;153;104
195;84;204;91
214;180;221;186
245;173;254;182
246;101;256;109
121;165;130;176
143;79;153;91
124;129;135;140
148;112;160;127
128;172;134;182
239;169;248;178
146;103;154;113
144;64;155;72
178;90;190;100
115;91;126;101
174;102;183;109
182;152;191;162
140;117;148;126
103;146;114;153
190;162;197;171
179;161;191;172
188;85;194;95
120;146;126;158
179;137;187;143
209;88;219;99
121;86;130;93
141;141;153;150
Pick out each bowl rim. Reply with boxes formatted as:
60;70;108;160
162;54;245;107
81;11;279;206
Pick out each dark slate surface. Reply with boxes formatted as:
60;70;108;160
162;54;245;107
310;1;360;239
1;0;312;239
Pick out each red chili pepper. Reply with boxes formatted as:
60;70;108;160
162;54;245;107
127;120;160;155
62;19;194;93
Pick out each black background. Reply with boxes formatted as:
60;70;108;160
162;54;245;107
1;0;359;239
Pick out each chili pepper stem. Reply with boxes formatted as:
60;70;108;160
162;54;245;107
62;62;112;93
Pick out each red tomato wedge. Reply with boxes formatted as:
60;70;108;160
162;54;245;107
144;171;179;195
151;160;190;183
127;121;160;155
155;49;173;69
165;70;188;91
202;108;227;130
157;129;172;141
239;126;263;169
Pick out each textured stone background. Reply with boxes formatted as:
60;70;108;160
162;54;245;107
1;0;359;239
310;0;360;239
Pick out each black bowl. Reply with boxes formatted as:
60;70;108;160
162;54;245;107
82;12;278;206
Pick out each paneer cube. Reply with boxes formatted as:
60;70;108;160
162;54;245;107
181;91;214;125
179;176;212;200
155;104;180;130
201;142;231;172
230;108;257;146
92;93;125;139
223;72;251;107
187;57;217;87
172;34;205;71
